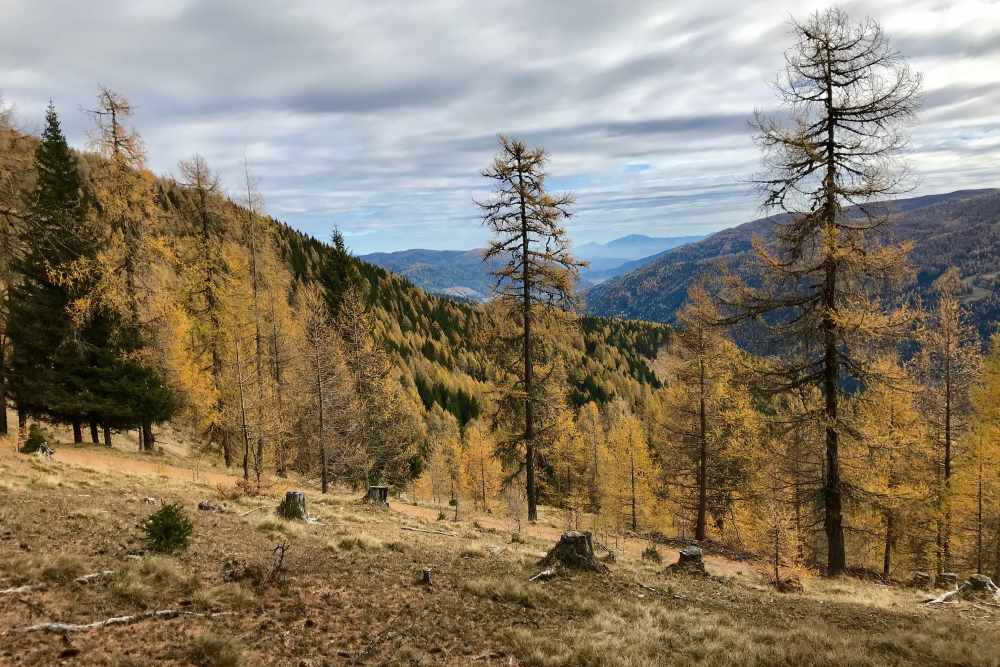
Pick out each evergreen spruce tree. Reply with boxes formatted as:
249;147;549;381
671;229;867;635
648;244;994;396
7;102;97;434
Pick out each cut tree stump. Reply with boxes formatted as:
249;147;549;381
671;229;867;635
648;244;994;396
538;531;606;572
364;486;390;510
278;491;307;520
664;546;707;576
420;567;433;586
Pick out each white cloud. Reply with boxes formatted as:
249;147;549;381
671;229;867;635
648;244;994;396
1;0;997;252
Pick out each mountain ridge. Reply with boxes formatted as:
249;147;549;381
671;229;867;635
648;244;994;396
585;188;1000;341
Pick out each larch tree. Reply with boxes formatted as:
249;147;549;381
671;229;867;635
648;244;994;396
476;135;585;521
549;405;588;527
0;99;31;436
660;285;754;541
461;419;502;512
605;402;655;534
966;334;1000;577
174;155;231;463
916;268;983;573
240;159;269;481
718;8;920;575
576;401;606;514
294;282;341;494
84;87;168;450
852;355;930;579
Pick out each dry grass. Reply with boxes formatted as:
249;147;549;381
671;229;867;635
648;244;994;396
2;444;999;666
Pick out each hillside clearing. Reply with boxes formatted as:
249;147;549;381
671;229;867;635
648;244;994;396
1;439;998;666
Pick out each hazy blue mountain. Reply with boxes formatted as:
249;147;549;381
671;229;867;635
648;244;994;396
585;189;1000;341
360;233;704;299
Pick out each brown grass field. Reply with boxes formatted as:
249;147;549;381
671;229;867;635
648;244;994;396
1;430;999;666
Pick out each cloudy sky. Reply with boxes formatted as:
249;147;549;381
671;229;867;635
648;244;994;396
2;0;999;253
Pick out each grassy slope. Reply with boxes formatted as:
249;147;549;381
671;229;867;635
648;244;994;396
2;437;999;666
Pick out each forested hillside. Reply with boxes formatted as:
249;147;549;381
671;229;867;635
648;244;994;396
587;189;1000;341
0;97;669;484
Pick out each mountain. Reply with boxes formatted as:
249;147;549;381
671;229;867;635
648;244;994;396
359;234;704;300
577;234;705;261
586;189;1000;341
356;248;499;301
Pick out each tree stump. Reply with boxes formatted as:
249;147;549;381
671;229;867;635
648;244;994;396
936;572;959;589
278;491;307;520
928;574;1000;604
538;531;606;572
910;572;932;589
420;567;432;586
664;546;707;576
966;574;999;594
365;486;389;510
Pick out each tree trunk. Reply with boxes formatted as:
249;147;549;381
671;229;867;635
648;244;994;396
517;164;537;523
696;347;708;541
142;419;155;452
977;459;984;574
0;333;7;436
17;403;27;442
943;344;953;573
630;450;638;532
821;52;846;578
72;419;83;444
235;338;251;482
102;424;112;448
883;510;894;580
89;420;99;444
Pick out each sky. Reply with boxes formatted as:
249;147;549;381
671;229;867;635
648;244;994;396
2;0;999;254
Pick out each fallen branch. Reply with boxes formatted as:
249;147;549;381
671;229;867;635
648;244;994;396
22;609;231;633
528;568;556;582
240;506;267;517
24;609;181;633
74;570;114;585
400;526;457;537
1;570;115;597
0;584;45;596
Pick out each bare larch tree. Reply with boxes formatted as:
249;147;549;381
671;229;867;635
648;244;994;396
718;9;920;575
476;135;584;521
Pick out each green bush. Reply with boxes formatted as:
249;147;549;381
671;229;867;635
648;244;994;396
142;503;193;553
20;424;49;454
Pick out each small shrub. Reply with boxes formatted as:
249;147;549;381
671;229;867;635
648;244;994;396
336;535;382;551
641;546;662;563
185;634;242;667
143;503;193;553
20;424;49;454
437;511;447;521
510;532;524;545
194;583;257;612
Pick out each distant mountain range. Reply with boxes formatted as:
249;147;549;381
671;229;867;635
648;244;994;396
359;234;704;301
585;189;1000;341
